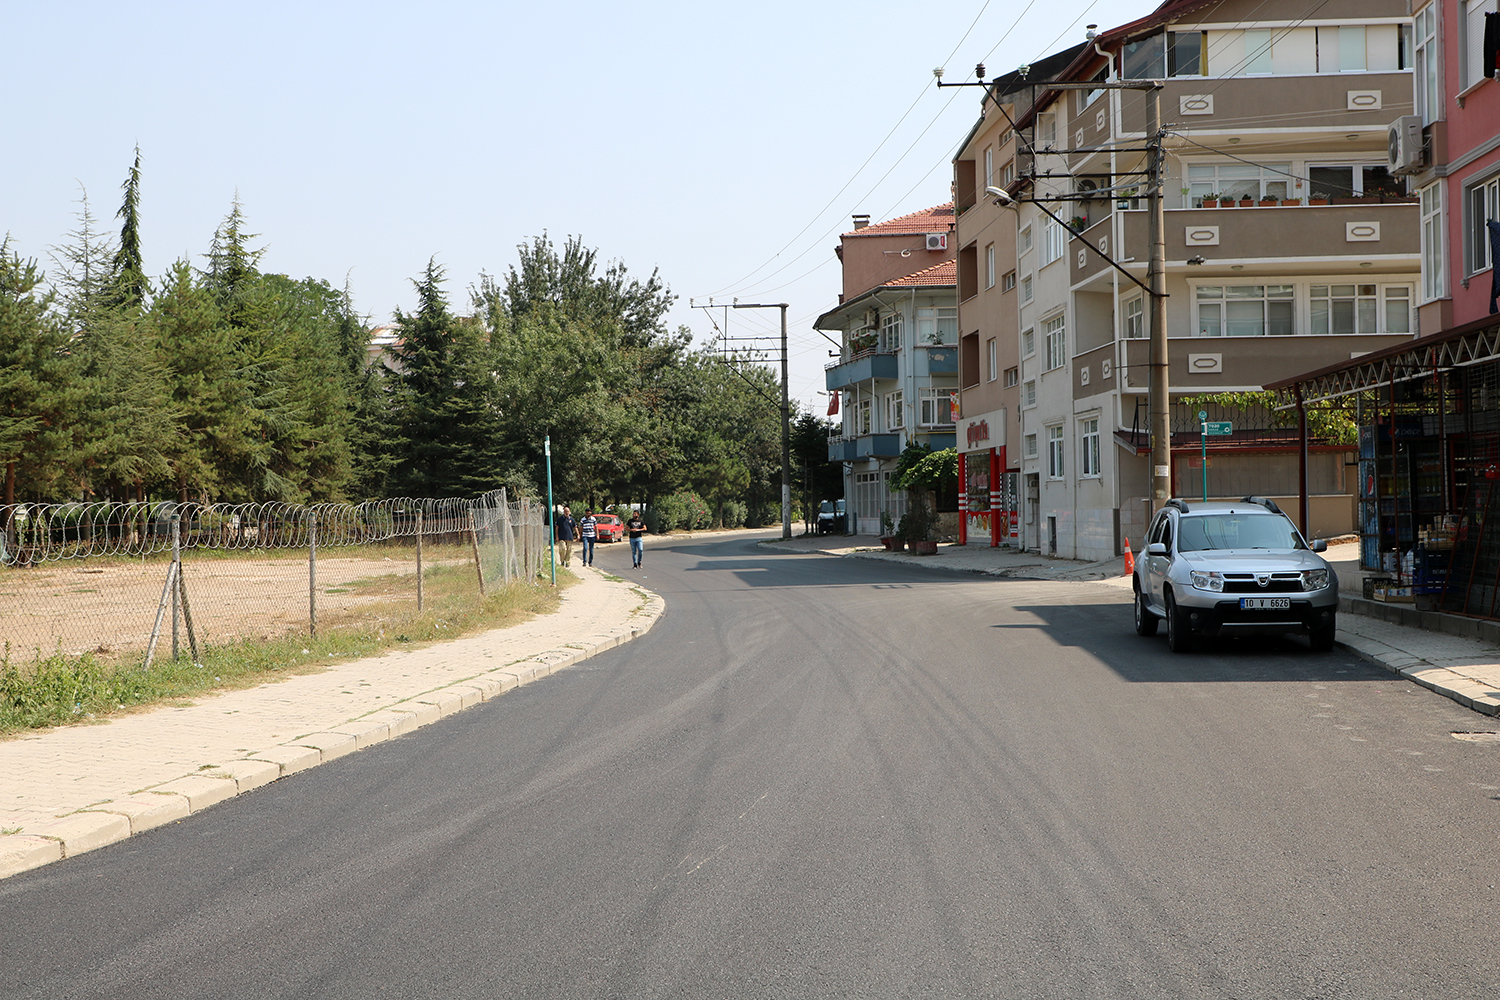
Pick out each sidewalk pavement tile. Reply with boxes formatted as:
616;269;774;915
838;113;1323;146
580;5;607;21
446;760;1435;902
85;793;190;833
0;837;63;878
149;774;240;811
246;745;323;776
28;812;131;858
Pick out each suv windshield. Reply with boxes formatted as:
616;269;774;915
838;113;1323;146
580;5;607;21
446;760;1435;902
1178;513;1305;552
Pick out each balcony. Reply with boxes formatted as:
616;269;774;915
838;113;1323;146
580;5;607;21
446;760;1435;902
924;346;958;375
828;433;902;462
825;350;899;391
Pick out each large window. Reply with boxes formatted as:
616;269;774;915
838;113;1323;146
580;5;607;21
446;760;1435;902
919;388;954;427
1464;0;1498;91
881;311;903;352
857;397;872;435
1079;417;1100;478
1415;4;1441;123
1005;366;1019;387
1195;285;1294;337
1041;219;1066;266
1121;30;1206;78
1187;163;1290;206
916;306;957;344
1046;424;1065;479
886;389;904;430
986;338;997;382
1467;173;1500;277
1310;284;1413;334
1306;163;1404;201
1124;296;1145;339
984;146;994;188
1044;314;1066;370
1421;182;1447;302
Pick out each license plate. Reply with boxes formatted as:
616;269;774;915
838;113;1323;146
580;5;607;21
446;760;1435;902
1240;597;1291;610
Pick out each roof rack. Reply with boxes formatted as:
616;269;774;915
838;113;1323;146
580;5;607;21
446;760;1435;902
1240;495;1283;514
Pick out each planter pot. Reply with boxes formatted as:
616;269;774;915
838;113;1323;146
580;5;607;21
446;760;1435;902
908;540;939;555
881;536;902;551
1258;199;1278;207
1219;200;1236;208
1281;198;1302;206
1238;198;1254;207
1201;199;1219;208
1308;198;1329;206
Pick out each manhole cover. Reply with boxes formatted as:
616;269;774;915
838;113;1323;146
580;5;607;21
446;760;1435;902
1451;732;1500;744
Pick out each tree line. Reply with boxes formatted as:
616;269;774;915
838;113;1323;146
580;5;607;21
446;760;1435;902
1;150;842;523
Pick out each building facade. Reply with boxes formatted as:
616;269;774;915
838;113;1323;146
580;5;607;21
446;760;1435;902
819;206;960;535
961;0;1422;559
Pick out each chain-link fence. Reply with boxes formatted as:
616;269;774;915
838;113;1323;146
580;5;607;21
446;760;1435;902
1;490;550;664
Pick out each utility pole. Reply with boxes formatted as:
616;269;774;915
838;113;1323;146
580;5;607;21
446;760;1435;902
692;298;794;540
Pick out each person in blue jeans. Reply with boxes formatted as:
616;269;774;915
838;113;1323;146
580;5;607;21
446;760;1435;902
578;509;598;566
627;511;646;567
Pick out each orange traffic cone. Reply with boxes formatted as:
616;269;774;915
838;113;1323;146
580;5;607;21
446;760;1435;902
1122;538;1135;577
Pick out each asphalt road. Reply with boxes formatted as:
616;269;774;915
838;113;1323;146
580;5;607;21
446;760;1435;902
4;532;1498;999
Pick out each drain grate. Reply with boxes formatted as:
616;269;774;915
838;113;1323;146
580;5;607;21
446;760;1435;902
1450;732;1500;744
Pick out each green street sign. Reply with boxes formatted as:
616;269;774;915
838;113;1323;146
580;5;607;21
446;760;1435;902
1203;421;1232;436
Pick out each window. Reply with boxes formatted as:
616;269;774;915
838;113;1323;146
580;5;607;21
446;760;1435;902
1036;112;1056;148
1041;219;1065;266
1046;424;1065;479
1421;182;1446;302
1024;379;1036;408
915;306;957;344
919;388;955;427
1002;269;1016;292
881;311;903;352
1415;4;1441;123
1121;30;1207;78
1021;275;1033;303
986;338;998;381
1019;226;1033;254
1306;163;1404;201
886;389;904;430
985;244;996;289
1022;329;1035;356
1195;285;1295;337
1467;174;1500;276
1187;163;1290;206
984;146;994;188
1003;160;1015;185
857;397;872;435
1124;296;1145;339
1025;433;1037;458
1243;28;1273;74
1044;314;1066;370
1079;417;1100;478
1465;0;1498;91
1004;366;1019;387
1310;284;1413;335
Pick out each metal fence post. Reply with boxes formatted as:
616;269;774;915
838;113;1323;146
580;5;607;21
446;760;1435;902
469;507;486;596
309;509;318;638
171;514;181;660
416;507;425;612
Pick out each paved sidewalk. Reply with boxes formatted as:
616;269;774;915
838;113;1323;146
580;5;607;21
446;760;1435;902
765;532;1500;719
0;568;664;879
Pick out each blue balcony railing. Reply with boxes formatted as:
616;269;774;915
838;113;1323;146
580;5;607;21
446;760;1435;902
825;351;899;390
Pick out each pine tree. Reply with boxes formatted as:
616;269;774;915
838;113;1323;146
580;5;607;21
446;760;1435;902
104;146;148;311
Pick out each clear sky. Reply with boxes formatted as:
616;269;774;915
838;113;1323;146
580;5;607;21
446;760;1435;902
3;0;1160;414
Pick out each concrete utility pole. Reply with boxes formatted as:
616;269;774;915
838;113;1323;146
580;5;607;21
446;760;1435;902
722;301;793;540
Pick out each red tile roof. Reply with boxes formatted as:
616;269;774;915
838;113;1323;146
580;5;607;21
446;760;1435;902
884;259;956;288
843;203;955;237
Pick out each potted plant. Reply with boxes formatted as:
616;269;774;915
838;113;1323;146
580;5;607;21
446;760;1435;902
1219;194;1236;208
896;501;936;554
1281;197;1302;206
1237;194;1254;207
892;442;957;555
880;510;900;550
1308;194;1329;206
1200;193;1219;208
1258;194;1279;206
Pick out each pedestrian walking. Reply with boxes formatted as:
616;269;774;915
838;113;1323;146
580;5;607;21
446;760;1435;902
578;509;598;566
627;509;647;567
555;506;577;567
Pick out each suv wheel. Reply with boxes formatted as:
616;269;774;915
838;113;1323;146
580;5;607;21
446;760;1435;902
1134;588;1158;636
1165;591;1193;653
1309;617;1336;652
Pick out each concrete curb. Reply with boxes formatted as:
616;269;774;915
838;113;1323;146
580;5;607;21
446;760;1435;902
1333;635;1500;716
0;584;666;880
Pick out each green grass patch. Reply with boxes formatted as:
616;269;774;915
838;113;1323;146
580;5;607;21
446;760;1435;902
0;565;574;737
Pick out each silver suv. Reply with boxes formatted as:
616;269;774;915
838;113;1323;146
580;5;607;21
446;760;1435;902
1133;497;1338;653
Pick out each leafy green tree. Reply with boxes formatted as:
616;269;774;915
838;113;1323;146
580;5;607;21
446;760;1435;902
0;246;86;503
104;146;148;312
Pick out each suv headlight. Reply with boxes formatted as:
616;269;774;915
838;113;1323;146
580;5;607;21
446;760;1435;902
1190;570;1225;592
1301;568;1330;591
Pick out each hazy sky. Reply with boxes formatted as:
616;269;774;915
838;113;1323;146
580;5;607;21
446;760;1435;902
4;0;1160;412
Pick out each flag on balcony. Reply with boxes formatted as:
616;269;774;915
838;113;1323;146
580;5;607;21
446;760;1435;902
1490;220;1500;314
949;391;960;424
827;392;840;416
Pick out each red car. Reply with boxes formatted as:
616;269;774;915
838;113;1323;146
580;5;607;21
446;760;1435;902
594;514;623;542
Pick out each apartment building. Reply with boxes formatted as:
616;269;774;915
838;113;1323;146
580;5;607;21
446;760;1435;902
961;0;1422;558
818;206;960;535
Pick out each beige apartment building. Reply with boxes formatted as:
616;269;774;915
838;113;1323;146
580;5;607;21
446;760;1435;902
955;0;1422;559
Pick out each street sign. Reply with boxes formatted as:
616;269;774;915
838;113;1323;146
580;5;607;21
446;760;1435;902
1203;421;1232;436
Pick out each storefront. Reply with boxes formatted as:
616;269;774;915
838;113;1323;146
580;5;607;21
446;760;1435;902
956;408;1016;547
1269;314;1500;616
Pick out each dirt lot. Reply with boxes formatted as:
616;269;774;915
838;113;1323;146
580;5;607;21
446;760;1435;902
0;551;470;660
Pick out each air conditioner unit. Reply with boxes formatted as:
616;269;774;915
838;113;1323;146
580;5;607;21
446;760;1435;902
925;232;948;251
1388;115;1424;175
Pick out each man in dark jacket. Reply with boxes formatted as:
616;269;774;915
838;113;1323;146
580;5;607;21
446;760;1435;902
556;506;577;567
